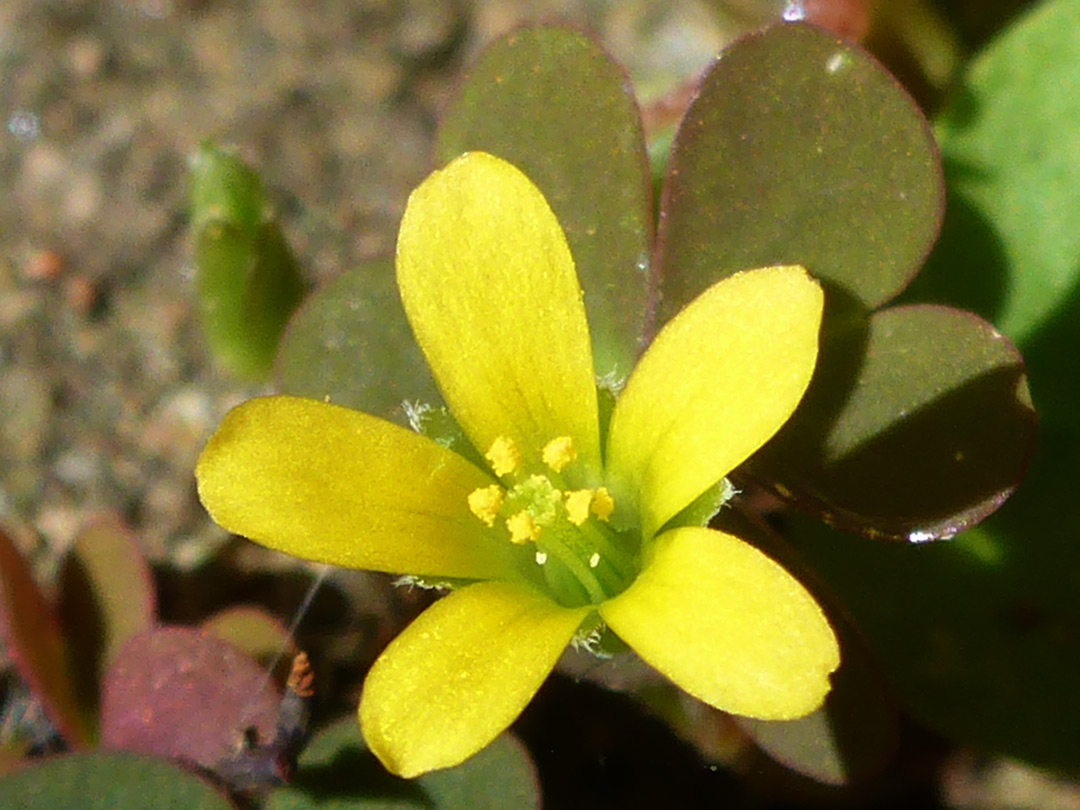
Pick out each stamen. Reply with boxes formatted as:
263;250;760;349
535;551;548;565
506;511;541;544
591;487;615;521
564;489;593;526
542;436;577;473
589;552;600;569
485;436;520;477
467;485;503;527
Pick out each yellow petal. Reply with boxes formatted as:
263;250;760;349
606;266;822;538
396;152;600;474
196;395;514;580
360;581;590;776
599;526;839;719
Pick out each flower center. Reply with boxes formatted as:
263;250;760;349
467;435;634;606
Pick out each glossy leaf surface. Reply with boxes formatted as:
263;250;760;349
655;22;942;321
100;627;279;769
0;528;91;747
267;718;540;810
191;144;306;380
750;305;1034;540
436;26;652;381
0;752;234;810
276;259;441;426
58;516;156;724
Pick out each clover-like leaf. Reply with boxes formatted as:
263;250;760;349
436;26;653;381
0;751;235;809
0;527;91;748
100;627;279;769
786;0;1080;770
749;305;1034;540
655;21;943;322
191;144;306;380
267;717;540;810
276;259;441;426
58;515;156;725
786;472;1080;773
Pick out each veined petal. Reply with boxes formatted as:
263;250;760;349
396;152;601;474
196;395;514;580
360;581;590;777
606;266;822;538
599;526;839;719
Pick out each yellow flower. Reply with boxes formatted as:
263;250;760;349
196;152;840;778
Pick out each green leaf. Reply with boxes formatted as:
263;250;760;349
0;742;28;778
656;22;943;320
191;145;306;380
57;515;156;727
276;259;441;426
750;305;1035;540
912;0;1080;345
99;627;279;769
190;142;262;236
0;751;235;809
267;718;540;810
786;428;1080;774
902;0;1080;432
436;26;653;382
0;527;92;748
827;1;1080;769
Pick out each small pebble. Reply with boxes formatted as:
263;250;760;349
23;249;64;282
63;275;98;315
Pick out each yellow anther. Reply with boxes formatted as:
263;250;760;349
591;487;615;521
467;485;504;527
506;511;541;544
485;436;520;477
564;489;593;526
542;436;577;473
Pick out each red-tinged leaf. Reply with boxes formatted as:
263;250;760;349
655;22;943;322
58;515;156;724
0;527;92;747
100;627;279;769
750;305;1035;541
